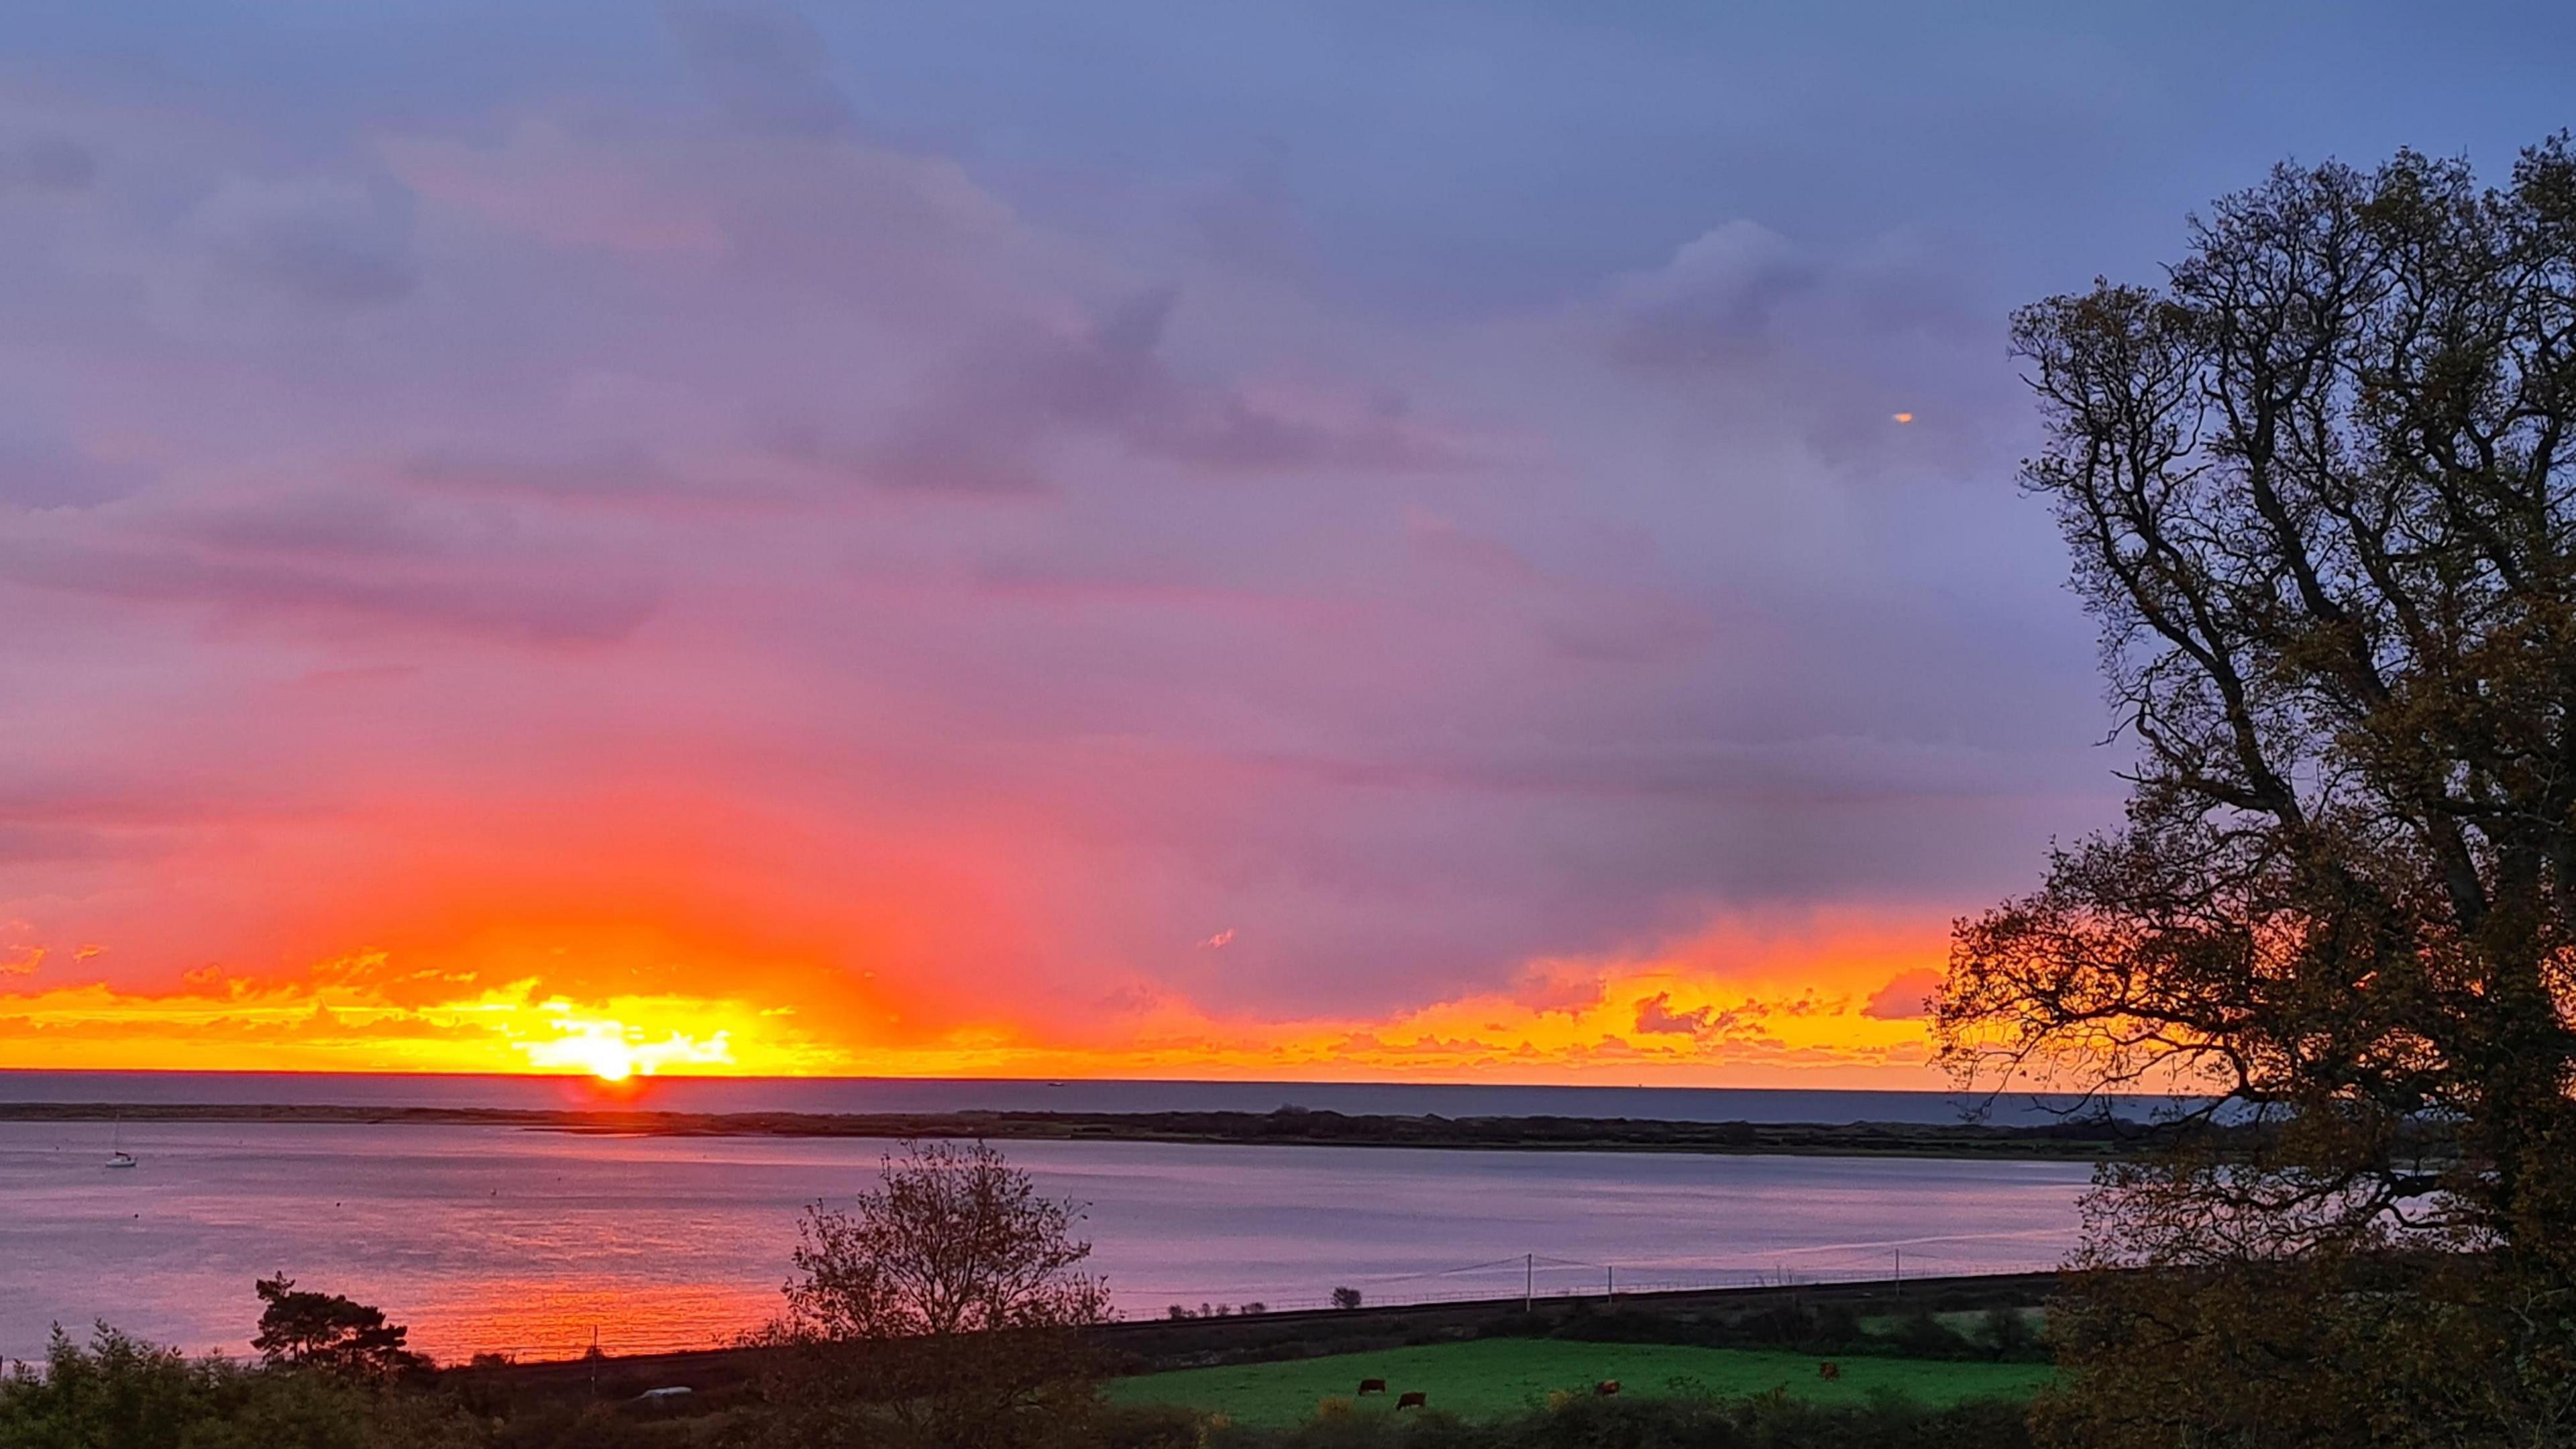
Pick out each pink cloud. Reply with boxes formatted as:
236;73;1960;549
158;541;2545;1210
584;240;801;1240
1862;967;1944;1020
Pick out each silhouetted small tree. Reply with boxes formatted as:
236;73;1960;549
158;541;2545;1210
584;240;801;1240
1330;1286;1362;1310
250;1277;426;1377
757;1140;1112;1449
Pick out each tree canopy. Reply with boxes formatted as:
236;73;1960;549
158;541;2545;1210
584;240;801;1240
782;1138;1111;1342
1941;135;2576;1446
251;1276;427;1379
757;1139;1112;1449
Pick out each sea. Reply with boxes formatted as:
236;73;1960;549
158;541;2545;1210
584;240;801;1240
0;1073;2111;1365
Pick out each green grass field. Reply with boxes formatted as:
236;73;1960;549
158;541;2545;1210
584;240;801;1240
1106;1340;2055;1427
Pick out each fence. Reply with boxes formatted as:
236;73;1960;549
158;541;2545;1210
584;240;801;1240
424;1232;2076;1362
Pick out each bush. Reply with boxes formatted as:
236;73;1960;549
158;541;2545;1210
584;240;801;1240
1887;1308;1978;1360
0;1324;479;1449
1980;1306;2039;1360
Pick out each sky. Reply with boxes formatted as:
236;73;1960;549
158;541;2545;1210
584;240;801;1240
1;1;2569;1085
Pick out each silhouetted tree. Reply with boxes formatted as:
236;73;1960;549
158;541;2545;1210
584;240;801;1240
783;1138;1110;1340
756;1140;1112;1449
1330;1286;1362;1311
251;1276;427;1378
1943;135;2576;1446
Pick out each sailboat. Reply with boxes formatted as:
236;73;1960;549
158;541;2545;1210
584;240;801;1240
106;1117;137;1170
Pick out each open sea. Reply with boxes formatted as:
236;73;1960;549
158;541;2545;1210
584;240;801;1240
0;1073;2101;1364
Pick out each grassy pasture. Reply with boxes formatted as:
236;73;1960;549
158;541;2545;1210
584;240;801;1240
1105;1338;2054;1427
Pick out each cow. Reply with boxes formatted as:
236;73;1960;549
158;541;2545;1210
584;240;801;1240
1595;1380;1621;1397
1819;1362;1841;1380
1397;1392;1427;1410
1357;1379;1387;1396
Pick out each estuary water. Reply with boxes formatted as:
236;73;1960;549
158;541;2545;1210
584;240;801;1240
0;1120;2091;1364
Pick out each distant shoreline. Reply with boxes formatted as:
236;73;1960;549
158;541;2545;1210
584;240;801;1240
0;1100;2171;1159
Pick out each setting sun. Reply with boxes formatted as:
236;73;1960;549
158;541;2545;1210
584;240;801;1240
576;1039;633;1082
513;1008;746;1081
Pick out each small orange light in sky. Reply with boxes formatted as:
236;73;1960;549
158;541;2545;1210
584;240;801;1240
1891;412;1915;424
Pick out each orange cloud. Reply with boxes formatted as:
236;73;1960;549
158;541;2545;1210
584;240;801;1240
0;910;1955;1086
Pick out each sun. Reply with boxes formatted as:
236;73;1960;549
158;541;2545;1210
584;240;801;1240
530;1020;640;1081
511;1002;743;1080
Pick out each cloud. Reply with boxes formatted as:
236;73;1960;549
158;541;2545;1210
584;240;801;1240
1191;145;1316;275
0;133;96;195
188;174;419;310
0;973;842;1075
158;488;484;559
1633;990;1711;1036
0;432;150;508
665;1;854;139
402;448;754;507
0;7;2134;1079
1609;220;1813;367
0;914;1949;1083
871;288;1466;492
384;121;727;257
0;529;659;644
1862;967;1943;1020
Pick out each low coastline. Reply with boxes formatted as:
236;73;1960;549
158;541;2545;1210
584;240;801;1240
0;1099;2177;1159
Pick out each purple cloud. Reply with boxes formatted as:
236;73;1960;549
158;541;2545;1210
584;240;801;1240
665;1;855;140
27;1;2517;1040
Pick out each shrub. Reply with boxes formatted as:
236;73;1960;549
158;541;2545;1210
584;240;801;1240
1980;1306;2039;1360
1887;1307;1977;1359
0;1324;478;1449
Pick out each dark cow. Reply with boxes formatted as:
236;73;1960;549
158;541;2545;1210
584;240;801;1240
1357;1379;1387;1396
1397;1392;1427;1410
1595;1380;1621;1397
1818;1362;1841;1381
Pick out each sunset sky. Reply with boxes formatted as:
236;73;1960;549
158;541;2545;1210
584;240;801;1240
2;3;2567;1085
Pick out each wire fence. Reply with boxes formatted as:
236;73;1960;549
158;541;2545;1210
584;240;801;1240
1126;1232;2074;1318
421;1234;2077;1362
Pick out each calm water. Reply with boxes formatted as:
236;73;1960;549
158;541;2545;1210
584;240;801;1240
0;1069;2177;1124
0;1120;2091;1364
